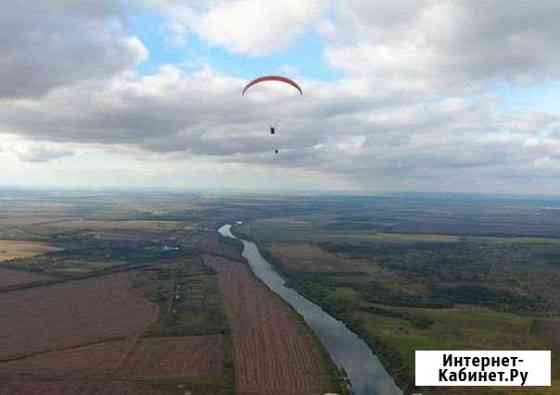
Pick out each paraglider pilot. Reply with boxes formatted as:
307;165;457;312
242;75;303;157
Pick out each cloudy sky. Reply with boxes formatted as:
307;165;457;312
2;0;560;193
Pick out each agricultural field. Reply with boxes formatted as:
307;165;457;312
1;334;226;383
118;335;224;379
533;319;560;391
234;194;560;241
0;192;233;394
204;254;336;395
195;230;245;261
0;273;158;359
32;219;190;233
0;240;60;261
0;267;54;288
0;338;133;380
4;190;558;394
268;243;369;273
230;195;560;394
259;236;560;394
0;225;196;278
0;227;235;394
0;381;180;395
142;257;228;337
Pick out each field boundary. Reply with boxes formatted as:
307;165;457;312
0;262;156;294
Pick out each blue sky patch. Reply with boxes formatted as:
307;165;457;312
127;8;342;82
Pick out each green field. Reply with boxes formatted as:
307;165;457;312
234;210;560;394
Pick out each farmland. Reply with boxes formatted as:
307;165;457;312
0;239;60;261
0;190;345;395
34;219;189;231
3;190;559;394
204;254;337;395
0;267;54;288
0;381;181;395
231;194;560;394
0;273;158;359
0;255;233;394
142;256;229;338
256;239;560;393
118;335;224;379
0;338;132;380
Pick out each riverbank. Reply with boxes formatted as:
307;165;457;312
231;224;410;391
230;221;559;395
224;224;402;395
232;232;414;393
255;244;413;391
217;225;348;394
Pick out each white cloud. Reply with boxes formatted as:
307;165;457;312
2;1;560;193
2;60;559;191
148;0;329;55
325;0;560;94
11;144;75;163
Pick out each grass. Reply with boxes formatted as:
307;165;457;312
467;236;560;245
362;305;545;353
332;291;556;394
138;256;234;395
144;272;227;338
237;220;466;243
237;217;560;245
245;214;560;394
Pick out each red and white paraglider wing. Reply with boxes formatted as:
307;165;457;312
242;75;303;96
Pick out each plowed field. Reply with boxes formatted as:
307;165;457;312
0;273;158;359
204;255;331;395
0;381;173;395
0;267;53;288
0;339;131;380
118;335;224;379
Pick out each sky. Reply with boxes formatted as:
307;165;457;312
2;0;560;194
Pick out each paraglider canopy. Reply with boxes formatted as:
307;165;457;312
242;75;303;96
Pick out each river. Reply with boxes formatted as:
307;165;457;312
218;224;402;395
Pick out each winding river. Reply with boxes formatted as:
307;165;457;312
218;224;402;395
